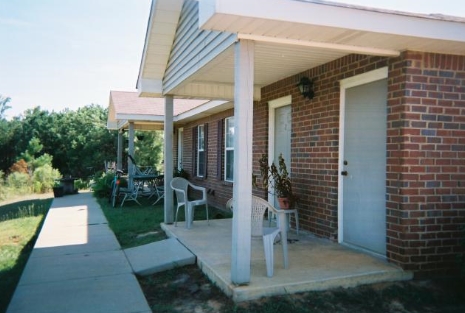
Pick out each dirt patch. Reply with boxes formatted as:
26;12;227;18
138;265;465;313
138;265;235;312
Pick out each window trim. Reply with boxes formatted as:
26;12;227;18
197;124;205;177
177;128;183;171
224;116;234;182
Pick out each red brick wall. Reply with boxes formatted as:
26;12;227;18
386;51;465;277
259;55;388;239
257;51;464;277
175;108;235;210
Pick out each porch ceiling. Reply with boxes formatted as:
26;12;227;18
185;41;351;88
138;0;465;101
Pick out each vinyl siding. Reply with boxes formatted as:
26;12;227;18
163;0;236;93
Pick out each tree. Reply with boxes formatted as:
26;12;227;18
0;118;22;173
53;104;118;176
133;131;164;173
19;137;44;163
0;95;11;119
0;104;120;178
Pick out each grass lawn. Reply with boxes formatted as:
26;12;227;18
96;196;167;248
0;198;53;313
97;195;231;249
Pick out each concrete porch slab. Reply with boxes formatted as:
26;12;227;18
162;219;413;302
124;238;196;276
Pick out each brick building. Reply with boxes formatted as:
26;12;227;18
132;0;465;282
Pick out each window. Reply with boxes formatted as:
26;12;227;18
197;125;205;177
177;128;183;171
224;117;234;182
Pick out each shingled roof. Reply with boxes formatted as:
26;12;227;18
107;91;230;130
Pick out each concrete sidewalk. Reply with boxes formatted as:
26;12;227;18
7;191;151;313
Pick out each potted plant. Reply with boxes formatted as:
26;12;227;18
52;181;64;198
257;154;297;209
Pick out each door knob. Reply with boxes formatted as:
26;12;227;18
341;171;348;176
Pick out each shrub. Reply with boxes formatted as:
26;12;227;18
33;181;43;193
91;172;115;198
74;178;89;190
91;172;128;198
7;172;30;189
174;168;189;179
9;159;28;174
32;164;61;193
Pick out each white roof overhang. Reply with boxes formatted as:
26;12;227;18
200;0;465;46
138;0;465;101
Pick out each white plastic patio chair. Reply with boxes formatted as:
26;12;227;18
226;196;288;277
170;177;209;229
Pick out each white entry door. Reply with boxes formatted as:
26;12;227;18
341;76;388;256
269;96;292;208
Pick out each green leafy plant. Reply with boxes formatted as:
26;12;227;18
91;172;127;198
91;172;115;198
173;168;189;179
257;154;298;207
73;178;89;190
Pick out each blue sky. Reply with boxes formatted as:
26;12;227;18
0;0;151;119
0;0;464;120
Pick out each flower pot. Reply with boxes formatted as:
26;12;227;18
278;197;291;209
53;186;64;198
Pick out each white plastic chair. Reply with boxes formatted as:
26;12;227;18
170;177;209;228
227;196;288;277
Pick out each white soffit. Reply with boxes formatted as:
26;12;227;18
175;100;233;123
199;0;465;56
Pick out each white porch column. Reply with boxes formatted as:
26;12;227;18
164;95;174;223
231;39;254;285
117;130;123;171
128;122;135;188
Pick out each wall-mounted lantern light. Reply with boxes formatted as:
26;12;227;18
297;76;315;100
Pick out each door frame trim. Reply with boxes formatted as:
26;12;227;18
337;67;388;244
268;95;292;202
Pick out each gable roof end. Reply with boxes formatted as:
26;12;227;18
137;0;184;97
